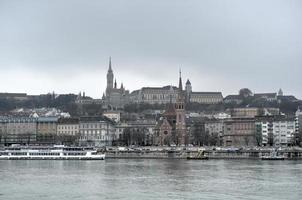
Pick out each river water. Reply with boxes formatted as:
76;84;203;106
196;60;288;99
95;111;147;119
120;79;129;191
0;159;301;200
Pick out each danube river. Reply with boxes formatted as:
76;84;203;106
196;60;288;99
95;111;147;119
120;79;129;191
0;159;301;200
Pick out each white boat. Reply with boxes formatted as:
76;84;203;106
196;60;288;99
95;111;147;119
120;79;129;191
261;150;285;160
0;146;105;160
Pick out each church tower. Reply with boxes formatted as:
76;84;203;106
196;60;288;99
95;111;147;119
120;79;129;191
106;57;114;96
175;70;186;145
185;79;192;103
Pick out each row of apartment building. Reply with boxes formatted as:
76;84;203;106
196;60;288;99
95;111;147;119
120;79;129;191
0;108;301;147
0;116;116;147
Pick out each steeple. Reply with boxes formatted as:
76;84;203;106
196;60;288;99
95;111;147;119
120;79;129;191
178;69;183;91
106;57;114;93
108;56;113;73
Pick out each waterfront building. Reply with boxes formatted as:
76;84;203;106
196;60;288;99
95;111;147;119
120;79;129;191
255;115;296;147
0;117;37;145
36;117;59;145
57;118;79;145
186;117;205;146
79;116;115;147
222;117;256;146
204;119;224;146
295;108;302;144
255;116;275;146
273;117;295;147
115;119;156;146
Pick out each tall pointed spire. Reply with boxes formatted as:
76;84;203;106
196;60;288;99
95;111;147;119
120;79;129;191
108;56;113;72
178;68;183;91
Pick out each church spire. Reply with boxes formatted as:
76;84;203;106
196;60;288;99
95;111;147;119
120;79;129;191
178;68;183;91
108;56;113;72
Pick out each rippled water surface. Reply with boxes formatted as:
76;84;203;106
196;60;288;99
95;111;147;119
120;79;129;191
0;159;302;200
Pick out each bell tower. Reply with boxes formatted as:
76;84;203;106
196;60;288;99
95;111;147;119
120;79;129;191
106;57;114;95
175;70;186;145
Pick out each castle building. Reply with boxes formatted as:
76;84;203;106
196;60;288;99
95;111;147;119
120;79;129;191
129;86;178;104
184;79;223;104
103;57;130;109
130;79;223;105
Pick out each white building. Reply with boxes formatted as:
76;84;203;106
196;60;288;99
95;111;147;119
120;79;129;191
295;108;302;135
273;120;295;146
256;116;295;147
79;116;116;147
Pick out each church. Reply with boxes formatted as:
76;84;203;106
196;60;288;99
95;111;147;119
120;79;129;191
103;57;130;109
155;71;187;146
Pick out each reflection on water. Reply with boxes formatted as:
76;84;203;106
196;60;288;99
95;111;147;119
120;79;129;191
0;159;302;200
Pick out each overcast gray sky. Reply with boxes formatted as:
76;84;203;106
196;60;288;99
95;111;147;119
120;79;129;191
0;0;301;99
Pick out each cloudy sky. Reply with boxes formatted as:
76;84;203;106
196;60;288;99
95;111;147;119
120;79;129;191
0;0;301;99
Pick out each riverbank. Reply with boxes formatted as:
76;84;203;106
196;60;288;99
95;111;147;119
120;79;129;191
105;149;302;160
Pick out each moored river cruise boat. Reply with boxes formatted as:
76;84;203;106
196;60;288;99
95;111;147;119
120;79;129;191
0;145;105;160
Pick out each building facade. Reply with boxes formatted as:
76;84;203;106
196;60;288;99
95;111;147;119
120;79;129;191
115;119;156;146
36;117;58;145
185;80;223;104
79;116;115;147
273;118;295;147
57;118;79;145
205;119;224;146
129;79;222;105
130;86;178;104
223;117;256;146
0;117;37;145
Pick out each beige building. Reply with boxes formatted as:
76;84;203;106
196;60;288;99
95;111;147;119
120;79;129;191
36;117;58;145
223;117;256;146
129;78;223;105
130;86;178;104
0;117;37;145
57;118;79;145
57;118;79;136
189;92;223;104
